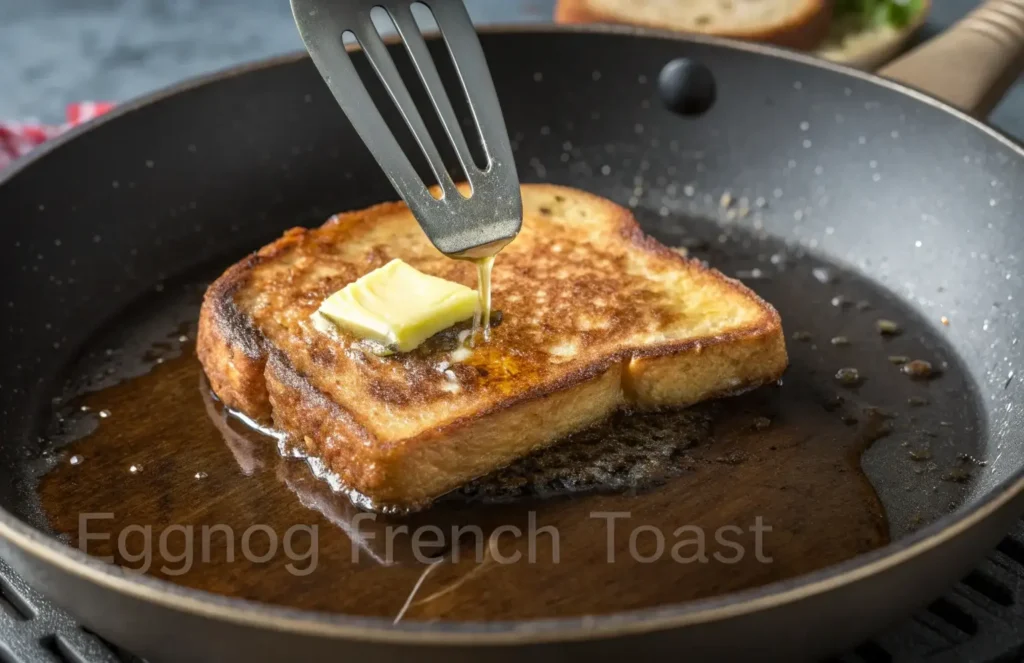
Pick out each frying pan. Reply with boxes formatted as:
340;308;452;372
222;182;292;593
2;1;1024;661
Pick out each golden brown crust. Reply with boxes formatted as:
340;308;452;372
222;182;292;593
553;0;832;52
267;352;625;509
196;256;272;422
264;353;381;490
197;183;788;510
627;321;787;408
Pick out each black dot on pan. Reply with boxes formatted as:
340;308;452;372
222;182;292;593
658;58;716;116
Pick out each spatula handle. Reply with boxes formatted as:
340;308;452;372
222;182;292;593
879;0;1024;117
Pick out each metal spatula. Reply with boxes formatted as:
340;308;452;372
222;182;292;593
289;0;522;259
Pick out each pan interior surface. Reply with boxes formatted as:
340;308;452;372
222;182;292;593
0;30;1020;627
19;215;982;621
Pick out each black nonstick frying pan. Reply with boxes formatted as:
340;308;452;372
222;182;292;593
2;2;1024;661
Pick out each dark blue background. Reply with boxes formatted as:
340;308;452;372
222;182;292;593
2;1;1019;135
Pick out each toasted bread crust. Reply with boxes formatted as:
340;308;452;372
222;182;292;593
198;184;788;510
197;256;273;422
267;352;625;508
553;0;832;51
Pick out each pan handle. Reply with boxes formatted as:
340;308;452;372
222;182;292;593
878;0;1024;118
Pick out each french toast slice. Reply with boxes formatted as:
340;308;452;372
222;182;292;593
197;184;787;511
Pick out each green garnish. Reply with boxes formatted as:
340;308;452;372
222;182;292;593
835;0;924;29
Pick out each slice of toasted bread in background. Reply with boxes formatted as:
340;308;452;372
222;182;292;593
197;184;787;511
554;0;832;51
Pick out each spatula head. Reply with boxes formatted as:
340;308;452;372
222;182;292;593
290;0;522;258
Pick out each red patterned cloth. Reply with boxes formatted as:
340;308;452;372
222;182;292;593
0;102;115;170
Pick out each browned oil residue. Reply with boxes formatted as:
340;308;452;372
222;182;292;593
39;345;889;621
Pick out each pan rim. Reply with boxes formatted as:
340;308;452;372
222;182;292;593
2;21;1024;646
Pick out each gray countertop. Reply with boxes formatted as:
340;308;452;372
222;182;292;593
2;0;1022;137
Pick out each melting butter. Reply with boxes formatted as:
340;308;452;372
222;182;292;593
317;259;477;353
471;255;495;345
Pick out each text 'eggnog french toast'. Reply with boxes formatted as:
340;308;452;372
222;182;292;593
197;184;788;511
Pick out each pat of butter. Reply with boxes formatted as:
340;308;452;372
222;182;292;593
317;259;477;353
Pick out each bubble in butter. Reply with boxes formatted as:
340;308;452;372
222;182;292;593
317;259;477;353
